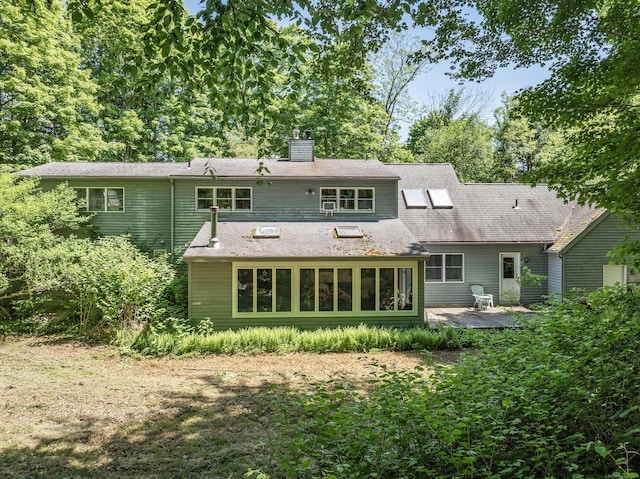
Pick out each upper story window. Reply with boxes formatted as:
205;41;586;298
75;187;124;212
320;187;374;213
196;187;252;212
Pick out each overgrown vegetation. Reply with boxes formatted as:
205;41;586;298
0;173;177;339
257;287;640;478
126;322;479;356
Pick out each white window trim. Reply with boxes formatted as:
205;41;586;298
76;187;125;213
195;186;253;212
232;261;417;317
319;187;375;213
425;253;465;283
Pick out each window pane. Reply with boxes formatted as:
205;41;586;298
319;268;334;311
397;268;413;310
216;188;233;210
426;255;443;282
237;269;253;312
340;189;355;210
106;188;124;211
276;269;292;312
256;268;272;312
445;254;463;281
73;188;86;210
337;268;352;311
88;188;105;211
300;268;315;312
357;189;374;211
321;188;337;203
361;268;376;311
503;257;515;279
380;268;395;310
197;188;214;210
235;188;251;211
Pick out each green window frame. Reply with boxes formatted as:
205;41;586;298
320;187;375;212
426;253;464;283
75;187;124;212
196;187;252;212
233;262;415;317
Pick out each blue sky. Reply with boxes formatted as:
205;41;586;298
182;0;549;128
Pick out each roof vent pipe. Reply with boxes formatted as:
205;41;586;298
209;206;220;248
512;199;520;210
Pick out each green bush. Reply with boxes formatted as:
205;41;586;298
263;287;640;478
128;323;479;356
58;236;175;336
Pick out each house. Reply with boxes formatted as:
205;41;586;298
20;136;640;327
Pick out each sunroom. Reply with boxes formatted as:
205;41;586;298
183;220;428;329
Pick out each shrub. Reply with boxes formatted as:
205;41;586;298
59;236;175;336
263;287;640;478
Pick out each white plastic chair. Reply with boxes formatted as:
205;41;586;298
471;285;494;310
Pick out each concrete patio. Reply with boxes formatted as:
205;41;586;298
425;306;532;329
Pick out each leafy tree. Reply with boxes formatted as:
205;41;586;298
72;0;223;162
0;173;89;316
492;95;562;182
370;33;430;146
0;0;105;165
67;0;429;140
407;89;493;182
423;0;640;220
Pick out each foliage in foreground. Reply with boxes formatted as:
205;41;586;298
260;287;640;478
126;322;478;356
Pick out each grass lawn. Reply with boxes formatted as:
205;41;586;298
0;337;457;478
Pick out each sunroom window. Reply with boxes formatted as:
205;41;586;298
234;264;414;315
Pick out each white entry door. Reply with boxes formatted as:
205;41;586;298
500;252;521;304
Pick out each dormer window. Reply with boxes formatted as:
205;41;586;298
320;187;374;212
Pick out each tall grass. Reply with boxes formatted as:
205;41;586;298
125;323;479;356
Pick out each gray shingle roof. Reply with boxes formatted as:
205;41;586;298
386;163;593;244
183;219;428;260
21;158;397;180
546;207;608;253
20;162;183;178
174;158;398;179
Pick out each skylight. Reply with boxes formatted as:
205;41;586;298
402;189;427;208
427;189;453;209
335;225;363;238
254;226;280;238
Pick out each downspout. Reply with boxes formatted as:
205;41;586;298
170;179;175;256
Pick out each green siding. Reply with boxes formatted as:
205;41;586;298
562;214;640;293
172;178;399;249
188;259;425;329
40;178;172;251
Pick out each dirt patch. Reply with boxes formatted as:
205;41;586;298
0;336;458;478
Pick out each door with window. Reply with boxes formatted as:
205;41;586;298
500;253;521;303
